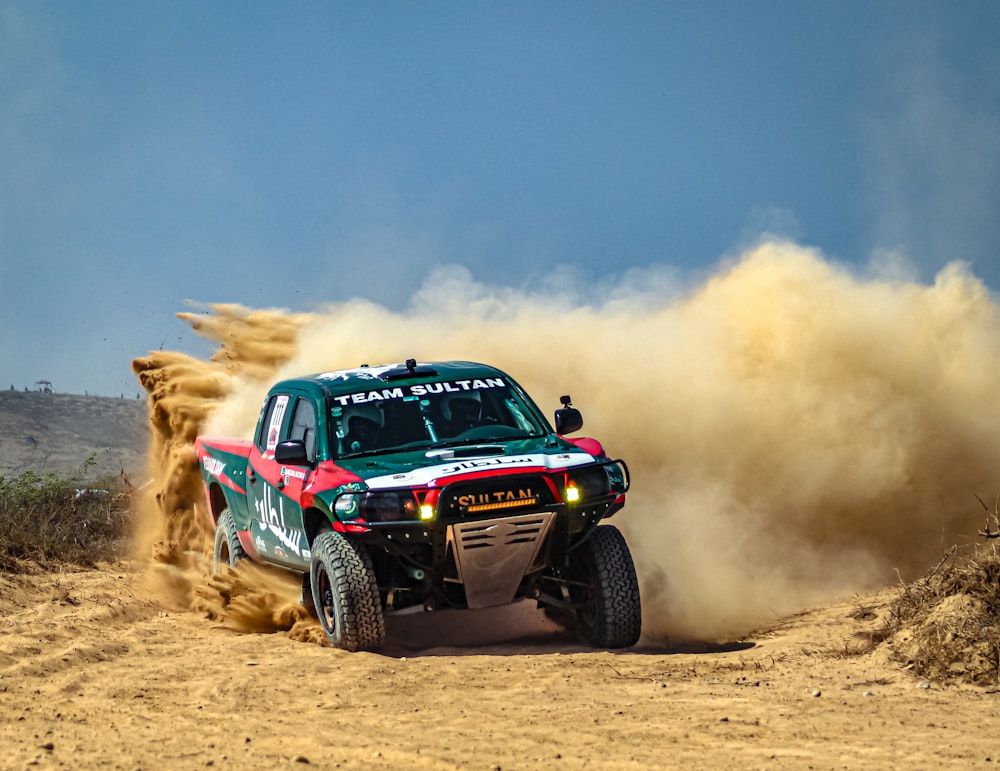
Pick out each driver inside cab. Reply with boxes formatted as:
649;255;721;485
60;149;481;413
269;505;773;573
441;391;483;436
342;404;382;453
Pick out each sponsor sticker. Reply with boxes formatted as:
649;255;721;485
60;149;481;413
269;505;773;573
266;395;290;452
254;483;302;558
458;488;539;513
203;456;226;479
329;378;506;406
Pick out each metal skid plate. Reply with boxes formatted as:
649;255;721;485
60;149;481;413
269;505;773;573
447;512;555;609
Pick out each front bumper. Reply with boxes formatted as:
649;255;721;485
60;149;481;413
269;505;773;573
446;511;556;608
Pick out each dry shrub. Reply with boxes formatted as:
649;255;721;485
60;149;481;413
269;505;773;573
0;455;134;572
884;538;1000;686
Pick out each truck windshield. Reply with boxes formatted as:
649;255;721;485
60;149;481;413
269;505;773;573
329;380;549;458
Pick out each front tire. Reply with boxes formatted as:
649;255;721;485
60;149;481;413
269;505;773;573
301;571;317;617
310;531;385;651
570;525;642;648
213;508;248;572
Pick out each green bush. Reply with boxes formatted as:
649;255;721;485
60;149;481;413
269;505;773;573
0;455;133;571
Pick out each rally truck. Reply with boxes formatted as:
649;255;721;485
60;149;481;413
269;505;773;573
195;359;640;651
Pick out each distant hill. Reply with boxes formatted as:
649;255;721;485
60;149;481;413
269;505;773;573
0;390;149;482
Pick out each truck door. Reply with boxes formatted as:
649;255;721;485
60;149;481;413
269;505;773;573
247;392;315;570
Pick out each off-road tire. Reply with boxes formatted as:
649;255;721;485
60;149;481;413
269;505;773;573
213;508;248;572
310;531;385;651
571;525;642;648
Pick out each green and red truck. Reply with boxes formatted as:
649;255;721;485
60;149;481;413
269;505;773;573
195;359;641;651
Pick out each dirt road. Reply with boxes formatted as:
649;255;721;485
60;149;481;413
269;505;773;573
2;564;998;770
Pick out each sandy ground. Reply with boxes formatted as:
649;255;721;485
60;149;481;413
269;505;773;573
2;564;1000;770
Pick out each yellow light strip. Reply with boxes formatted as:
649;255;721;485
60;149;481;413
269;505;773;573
465;498;538;513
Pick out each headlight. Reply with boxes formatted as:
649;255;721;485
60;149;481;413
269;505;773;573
605;462;626;491
565;462;626;503
335;491;420;522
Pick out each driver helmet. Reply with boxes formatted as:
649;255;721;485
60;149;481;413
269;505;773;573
343;403;382;434
442;390;482;423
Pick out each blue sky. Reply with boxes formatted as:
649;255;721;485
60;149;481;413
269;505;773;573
1;1;998;397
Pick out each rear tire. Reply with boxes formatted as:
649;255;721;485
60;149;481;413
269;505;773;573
213;508;247;572
310;531;385;651
570;525;642;648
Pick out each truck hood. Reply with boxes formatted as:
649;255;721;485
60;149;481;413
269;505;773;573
334;436;598;489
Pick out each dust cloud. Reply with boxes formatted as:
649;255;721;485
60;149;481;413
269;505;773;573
131;306;316;639
133;240;1000;642
131;305;308;558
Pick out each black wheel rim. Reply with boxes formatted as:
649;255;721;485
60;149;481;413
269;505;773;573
318;566;336;631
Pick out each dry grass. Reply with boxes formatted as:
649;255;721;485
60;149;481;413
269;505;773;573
881;538;1000;686
0;455;134;572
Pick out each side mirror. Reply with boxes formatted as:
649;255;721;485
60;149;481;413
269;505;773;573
554;395;583;435
274;439;311;466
